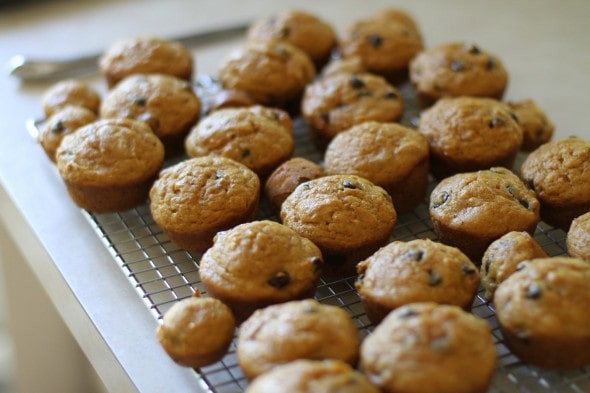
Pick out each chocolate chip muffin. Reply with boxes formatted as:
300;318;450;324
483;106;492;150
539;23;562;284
156;293;235;368
247;9;336;68
219;40;315;108
41;79;101;117
98;36;193;87
494;257;590;369
430;167;541;262
520;137;590;230
245;359;379;393
237;299;360;380
149;156;260;253
506;99;555;151
480;231;547;300
38;106;97;162
185;105;294;178
567;212;590;261
356;239;480;325
418;96;523;179
56;118;165;212
409;42;509;106
199;220;323;322
360;302;497;393
302;73;404;149
324;121;429;213
264;157;324;213
281;174;397;275
100;73;201;155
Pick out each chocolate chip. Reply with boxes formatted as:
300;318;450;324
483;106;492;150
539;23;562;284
486;57;496;70
450;60;465;72
432;191;450;208
489;117;505;128
350;75;365;89
506;185;515;197
519;198;531;210
51;120;65;133
402;249;424;262
268;271;291;288
526;282;542;299
320;112;330;124
241;149;251;158
398;307;418;318
467;44;481;55
515;261;527;272
311;257;323;272
342;180;358;189
461;263;477;275
428;270;442;286
384;91;398;99
367;34;383;47
215;172;224;179
133;97;147;106
510;111;519;123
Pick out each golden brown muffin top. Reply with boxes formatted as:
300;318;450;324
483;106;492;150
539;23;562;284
41;79;101;117
56;118;164;187
237;299;360;380
567;212;590;261
100;73;201;139
430;167;540;237
149;156;260;234
360;302;497;393
280;174;396;253
199;220;323;302
507;99;554;151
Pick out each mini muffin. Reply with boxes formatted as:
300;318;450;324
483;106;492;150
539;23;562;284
199;220;323;322
339;10;423;80
494;257;590;369
38;106;97;162
418;96;523;179
156;293;235;368
567;212;590;261
507;99;554;151
237;299;360;380
429;167;541;262
360;302;497;393
100;73;201;155
324;121;429;213
480;231;547;300
302;73;404;149
98;36;193;87
264;157;324;213
356;239;480;325
149;156;260;253
185;105;294;178
56;118;164;212
409;42;509;106
520;137;590;230
321;56;367;78
244;359;379;393
281;175;397;275
41;79;100;117
247;9;336;67
219;40;315;108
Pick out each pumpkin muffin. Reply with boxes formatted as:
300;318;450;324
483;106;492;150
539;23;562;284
429;167;541;262
56;118;164;212
324;121;429;213
41;79;100;117
520;137;590;230
494;257;590;369
237;299;360;380
199;220;323;322
506;99;554;151
567;212;590;261
360;302;497;393
149;156;260;253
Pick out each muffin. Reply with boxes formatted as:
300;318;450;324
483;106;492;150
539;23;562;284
98;36;193;87
429;167;541;262
339;10;423;81
264;157;324;213
409;42;509;106
237;299;360;380
156;293;235;368
324;121;429;213
281;174;397;275
520;137;590;230
244;359;379;393
247;9;336;67
41;79;100;117
494;257;590;369
360;302;497;393
199;220;323;322
38;106;97;162
480;231;547;300
149;156;260;253
418;96;523;179
506;99;554;151
302;72;404;149
219;40;315;108
356;239;480;325
567;212;590;261
100;73;201;155
56;118;164;212
185;105;294;178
